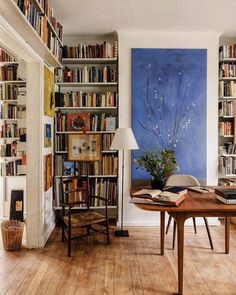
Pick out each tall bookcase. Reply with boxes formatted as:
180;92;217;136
218;44;236;185
0;48;27;219
54;34;119;220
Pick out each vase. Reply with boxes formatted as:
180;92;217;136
151;178;165;190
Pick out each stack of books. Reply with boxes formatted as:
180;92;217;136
130;186;187;206
215;188;236;204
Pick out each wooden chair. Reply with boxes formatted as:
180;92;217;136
165;174;214;250
60;175;110;256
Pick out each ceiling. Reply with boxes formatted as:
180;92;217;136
50;0;236;37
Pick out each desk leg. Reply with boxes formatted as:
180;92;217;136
225;217;230;254
160;212;165;255
177;214;185;295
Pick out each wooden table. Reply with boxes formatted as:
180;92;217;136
131;190;236;295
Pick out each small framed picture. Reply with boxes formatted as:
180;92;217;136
44;124;52;148
68;134;102;161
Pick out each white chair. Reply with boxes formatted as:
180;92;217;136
165;174;214;250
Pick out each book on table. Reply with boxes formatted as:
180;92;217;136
215;188;236;205
188;186;214;193
130;186;187;206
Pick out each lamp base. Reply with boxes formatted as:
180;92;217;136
114;229;129;237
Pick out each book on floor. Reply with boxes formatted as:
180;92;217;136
130;187;187;206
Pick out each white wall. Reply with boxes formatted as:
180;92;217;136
118;30;219;226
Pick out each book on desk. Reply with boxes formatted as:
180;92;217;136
130;186;187;206
215;188;236;204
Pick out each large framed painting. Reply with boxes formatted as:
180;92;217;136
68;134;102;161
44;66;55;117
131;48;207;183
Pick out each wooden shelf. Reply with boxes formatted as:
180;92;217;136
0;0;62;68
0;81;26;84
56;106;117;110
219;77;236;81
57;82;117;87
219;58;236;62
56;131;115;134
62;58;117;65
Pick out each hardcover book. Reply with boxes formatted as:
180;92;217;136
215;188;236;199
130;188;187;206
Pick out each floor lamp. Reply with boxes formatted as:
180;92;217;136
110;128;139;237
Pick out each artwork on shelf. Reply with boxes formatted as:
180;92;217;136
68;134;102;161
131;48;207;182
44;66;55;117
44;154;53;191
44;124;52;148
63;161;75;175
67;113;90;131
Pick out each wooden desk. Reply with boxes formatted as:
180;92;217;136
131;190;236;295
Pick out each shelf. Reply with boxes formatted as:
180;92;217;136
55;150;117;154
0;137;20;141
219;135;234;138
54;205;117;210
219;96;236;100
0;156;22;162
219;58;236;62
56;106;117;110
0;0;62;68
0;118;18;121
0;174;26;177
57;82;117;87
56;131;115;134
225;174;236;177
55;175;117;178
219;77;236;81
0;100;18;103
220;154;236;157
62;58;118;65
219;116;235;118
0;81;26;84
0;61;18;66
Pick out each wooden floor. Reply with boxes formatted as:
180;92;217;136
1;224;236;295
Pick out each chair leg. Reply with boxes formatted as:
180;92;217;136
106;220;110;244
192;217;197;234
166;215;172;234
62;224;65;242
68;227;71;257
203;217;214;250
172;220;176;250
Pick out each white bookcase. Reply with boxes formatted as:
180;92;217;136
54;34;119;219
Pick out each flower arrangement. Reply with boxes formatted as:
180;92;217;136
135;148;178;187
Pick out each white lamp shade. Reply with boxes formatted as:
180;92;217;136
110;128;139;150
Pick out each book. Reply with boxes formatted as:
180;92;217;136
215;188;236;199
164;186;187;195
131;188;187;206
216;195;236;204
188;186;214;193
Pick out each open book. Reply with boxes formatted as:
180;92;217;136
130;187;187;206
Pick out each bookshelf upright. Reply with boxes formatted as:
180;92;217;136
218;44;236;185
54;35;119;220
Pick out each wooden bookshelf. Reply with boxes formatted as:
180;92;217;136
0;0;63;68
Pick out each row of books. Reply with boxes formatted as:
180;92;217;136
218;121;234;136
219;81;236;97
0;159;25;176
55;155;118;177
60;66;117;83
16;0;63;61
219;142;236;155
55;91;118;108
55;133;115;152
0;85;26;101
0;49;15;62
0;142;17;157
54;177;117;207
219;63;236;78
0;65;18;81
56;112;117;132
219;101;236;117
62;41;118;59
0;103;18;119
219;45;236;59
219;156;236;175
0;124;26;139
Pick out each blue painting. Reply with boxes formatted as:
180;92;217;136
131;48;207;181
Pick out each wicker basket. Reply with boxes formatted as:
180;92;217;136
1;220;24;251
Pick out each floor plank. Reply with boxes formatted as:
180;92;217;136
1;224;236;294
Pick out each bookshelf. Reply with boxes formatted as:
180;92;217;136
0;48;27;220
218;44;236;185
0;0;63;68
54;36;119;218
